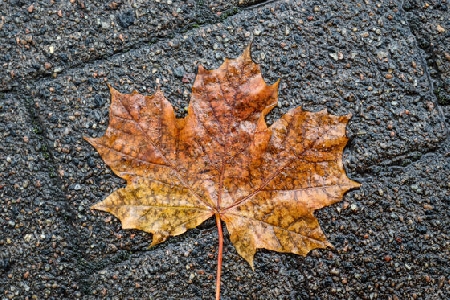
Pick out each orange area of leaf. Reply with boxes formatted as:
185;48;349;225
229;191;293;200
86;46;360;271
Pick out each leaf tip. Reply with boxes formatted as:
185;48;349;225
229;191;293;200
197;64;205;73
83;136;97;146
90;202;103;211
319;107;328;115
84;136;104;151
151;233;168;247
245;256;255;271
107;83;117;94
351;180;362;189
341;113;354;123
243;43;252;59
269;78;281;91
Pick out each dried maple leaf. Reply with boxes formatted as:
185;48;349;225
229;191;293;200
85;46;360;298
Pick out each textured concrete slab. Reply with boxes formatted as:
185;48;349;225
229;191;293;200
404;0;450;106
0;94;83;297
0;0;241;91
0;0;449;298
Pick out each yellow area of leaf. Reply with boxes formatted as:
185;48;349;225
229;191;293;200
86;45;360;268
90;179;212;245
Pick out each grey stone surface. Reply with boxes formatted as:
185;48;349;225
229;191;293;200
0;0;240;91
1;0;449;299
0;94;81;297
404;0;450;105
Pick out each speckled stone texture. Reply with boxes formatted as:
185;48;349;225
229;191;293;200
0;0;239;91
1;0;449;299
404;0;450;106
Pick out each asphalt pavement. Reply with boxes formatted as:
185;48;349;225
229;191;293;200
1;0;449;299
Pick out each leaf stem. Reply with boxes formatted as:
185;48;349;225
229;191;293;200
215;213;223;300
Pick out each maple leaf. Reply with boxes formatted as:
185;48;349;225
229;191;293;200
85;45;360;298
